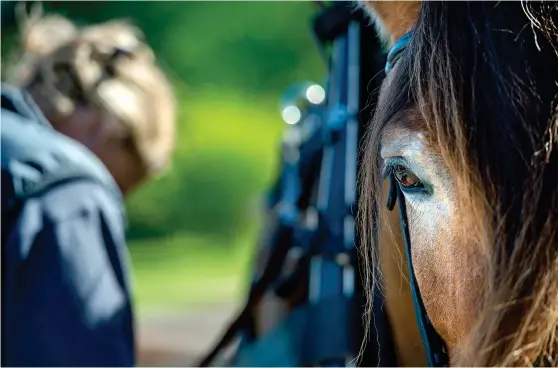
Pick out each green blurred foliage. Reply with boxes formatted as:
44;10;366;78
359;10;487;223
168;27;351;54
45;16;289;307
35;1;325;93
125;89;285;240
1;1;325;305
38;1;324;241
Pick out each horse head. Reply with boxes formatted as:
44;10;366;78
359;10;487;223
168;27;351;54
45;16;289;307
359;1;558;366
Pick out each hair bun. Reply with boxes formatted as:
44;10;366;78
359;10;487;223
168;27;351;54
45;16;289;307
9;10;176;176
81;20;155;64
20;13;78;56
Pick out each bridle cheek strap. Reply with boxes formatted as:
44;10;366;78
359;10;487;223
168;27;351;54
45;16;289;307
384;30;449;367
386;175;449;367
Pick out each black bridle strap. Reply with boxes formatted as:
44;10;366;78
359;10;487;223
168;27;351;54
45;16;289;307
386;175;449;367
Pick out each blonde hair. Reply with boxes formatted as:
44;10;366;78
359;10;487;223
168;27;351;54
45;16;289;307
8;4;177;176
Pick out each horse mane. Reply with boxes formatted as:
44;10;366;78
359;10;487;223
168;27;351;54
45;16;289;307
359;2;558;366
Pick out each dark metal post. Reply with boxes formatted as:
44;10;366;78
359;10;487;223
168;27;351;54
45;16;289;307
306;15;361;367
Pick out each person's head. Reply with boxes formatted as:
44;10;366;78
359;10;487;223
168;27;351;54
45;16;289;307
8;8;177;196
360;1;558;366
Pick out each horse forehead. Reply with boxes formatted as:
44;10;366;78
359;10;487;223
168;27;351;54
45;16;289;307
383;123;425;141
381;122;427;157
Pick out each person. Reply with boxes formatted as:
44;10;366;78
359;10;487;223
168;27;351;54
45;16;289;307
1;9;176;367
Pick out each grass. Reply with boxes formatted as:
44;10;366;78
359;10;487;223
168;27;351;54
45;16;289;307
128;230;258;311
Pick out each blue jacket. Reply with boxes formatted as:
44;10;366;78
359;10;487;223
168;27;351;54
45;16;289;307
1;84;135;367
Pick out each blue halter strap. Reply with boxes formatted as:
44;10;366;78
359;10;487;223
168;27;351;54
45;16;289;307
384;32;413;73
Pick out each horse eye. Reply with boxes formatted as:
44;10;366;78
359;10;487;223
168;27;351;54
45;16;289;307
394;165;423;189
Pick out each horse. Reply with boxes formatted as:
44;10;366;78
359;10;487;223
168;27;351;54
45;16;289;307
359;1;558;366
201;2;557;366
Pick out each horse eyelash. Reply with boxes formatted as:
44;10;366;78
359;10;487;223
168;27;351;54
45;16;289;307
381;164;393;180
381;160;403;180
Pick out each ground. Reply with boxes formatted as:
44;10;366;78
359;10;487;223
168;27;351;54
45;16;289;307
129;233;255;366
137;304;238;366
